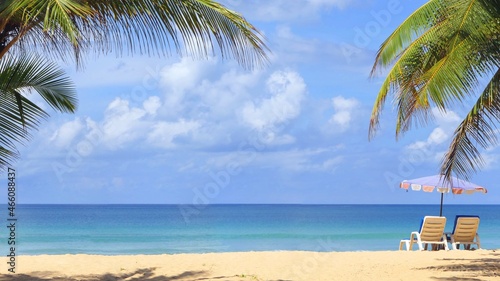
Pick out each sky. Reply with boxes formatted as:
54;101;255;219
8;0;499;205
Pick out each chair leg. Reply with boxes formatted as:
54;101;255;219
450;236;458;250
399;240;411;251
442;235;449;251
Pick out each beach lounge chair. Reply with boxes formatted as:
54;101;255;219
399;216;449;251
446;215;481;250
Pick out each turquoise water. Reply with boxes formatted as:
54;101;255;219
2;204;500;255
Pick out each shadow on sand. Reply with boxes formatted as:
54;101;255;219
0;268;208;281
419;251;500;281
0;268;290;281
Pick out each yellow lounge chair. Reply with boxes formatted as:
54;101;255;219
446;215;481;250
399;216;449;251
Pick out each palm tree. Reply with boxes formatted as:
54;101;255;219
0;54;76;167
369;0;500;181
0;0;269;169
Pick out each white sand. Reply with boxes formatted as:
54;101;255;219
2;250;500;280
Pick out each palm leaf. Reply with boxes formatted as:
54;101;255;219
440;68;500;181
0;54;77;113
0;0;269;69
370;0;500;179
371;0;451;73
0;147;16;172
370;0;500;138
0;54;76;168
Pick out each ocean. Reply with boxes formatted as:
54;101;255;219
3;204;500;255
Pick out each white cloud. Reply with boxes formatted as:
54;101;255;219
160;58;215;94
43;57;323;175
328;96;360;131
66;96;164;150
403;108;500;173
147;119;201;148
49;118;85;148
159;58;217;117
241;70;306;130
405;129;449;164
143;96;161;115
405;127;450;165
431;108;500;171
427;127;448;145
432;108;461;127
156;58;265;138
191;68;261;120
101;98;148;148
404;108;462;163
47;60;310;155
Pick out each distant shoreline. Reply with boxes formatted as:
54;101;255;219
3;203;498;205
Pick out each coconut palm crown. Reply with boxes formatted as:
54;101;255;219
369;0;500;181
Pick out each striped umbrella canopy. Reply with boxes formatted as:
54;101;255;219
401;175;487;216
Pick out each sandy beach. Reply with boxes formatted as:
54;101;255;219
0;250;499;280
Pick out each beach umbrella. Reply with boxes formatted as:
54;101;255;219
400;175;487;216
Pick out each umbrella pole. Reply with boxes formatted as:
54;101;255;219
439;193;443;217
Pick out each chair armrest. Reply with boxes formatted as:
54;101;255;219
410;231;420;240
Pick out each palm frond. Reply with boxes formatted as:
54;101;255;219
1;0;269;69
369;16;446;139
0;54;77;113
370;0;500;138
0;54;76;169
0;147;17;172
371;0;450;74
440;68;500;181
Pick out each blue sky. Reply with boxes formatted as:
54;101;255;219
10;0;498;205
